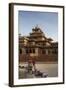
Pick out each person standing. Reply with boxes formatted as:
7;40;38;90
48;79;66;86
27;60;32;73
32;60;36;72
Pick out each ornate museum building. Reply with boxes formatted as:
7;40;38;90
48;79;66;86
19;26;58;62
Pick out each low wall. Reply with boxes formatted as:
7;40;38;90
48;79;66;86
19;54;58;62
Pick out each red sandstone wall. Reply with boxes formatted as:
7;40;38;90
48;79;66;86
19;54;58;62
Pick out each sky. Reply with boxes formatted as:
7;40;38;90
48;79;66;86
18;11;58;42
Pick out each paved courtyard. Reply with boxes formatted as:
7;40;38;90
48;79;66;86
19;62;58;79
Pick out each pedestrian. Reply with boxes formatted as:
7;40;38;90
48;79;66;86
32;60;36;73
27;60;32;73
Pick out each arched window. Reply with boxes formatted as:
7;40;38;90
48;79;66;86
19;49;22;54
52;49;58;54
29;48;32;53
48;50;51;54
42;49;46;54
26;48;29;53
33;48;35;53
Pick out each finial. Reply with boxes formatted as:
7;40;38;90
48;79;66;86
35;24;39;28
